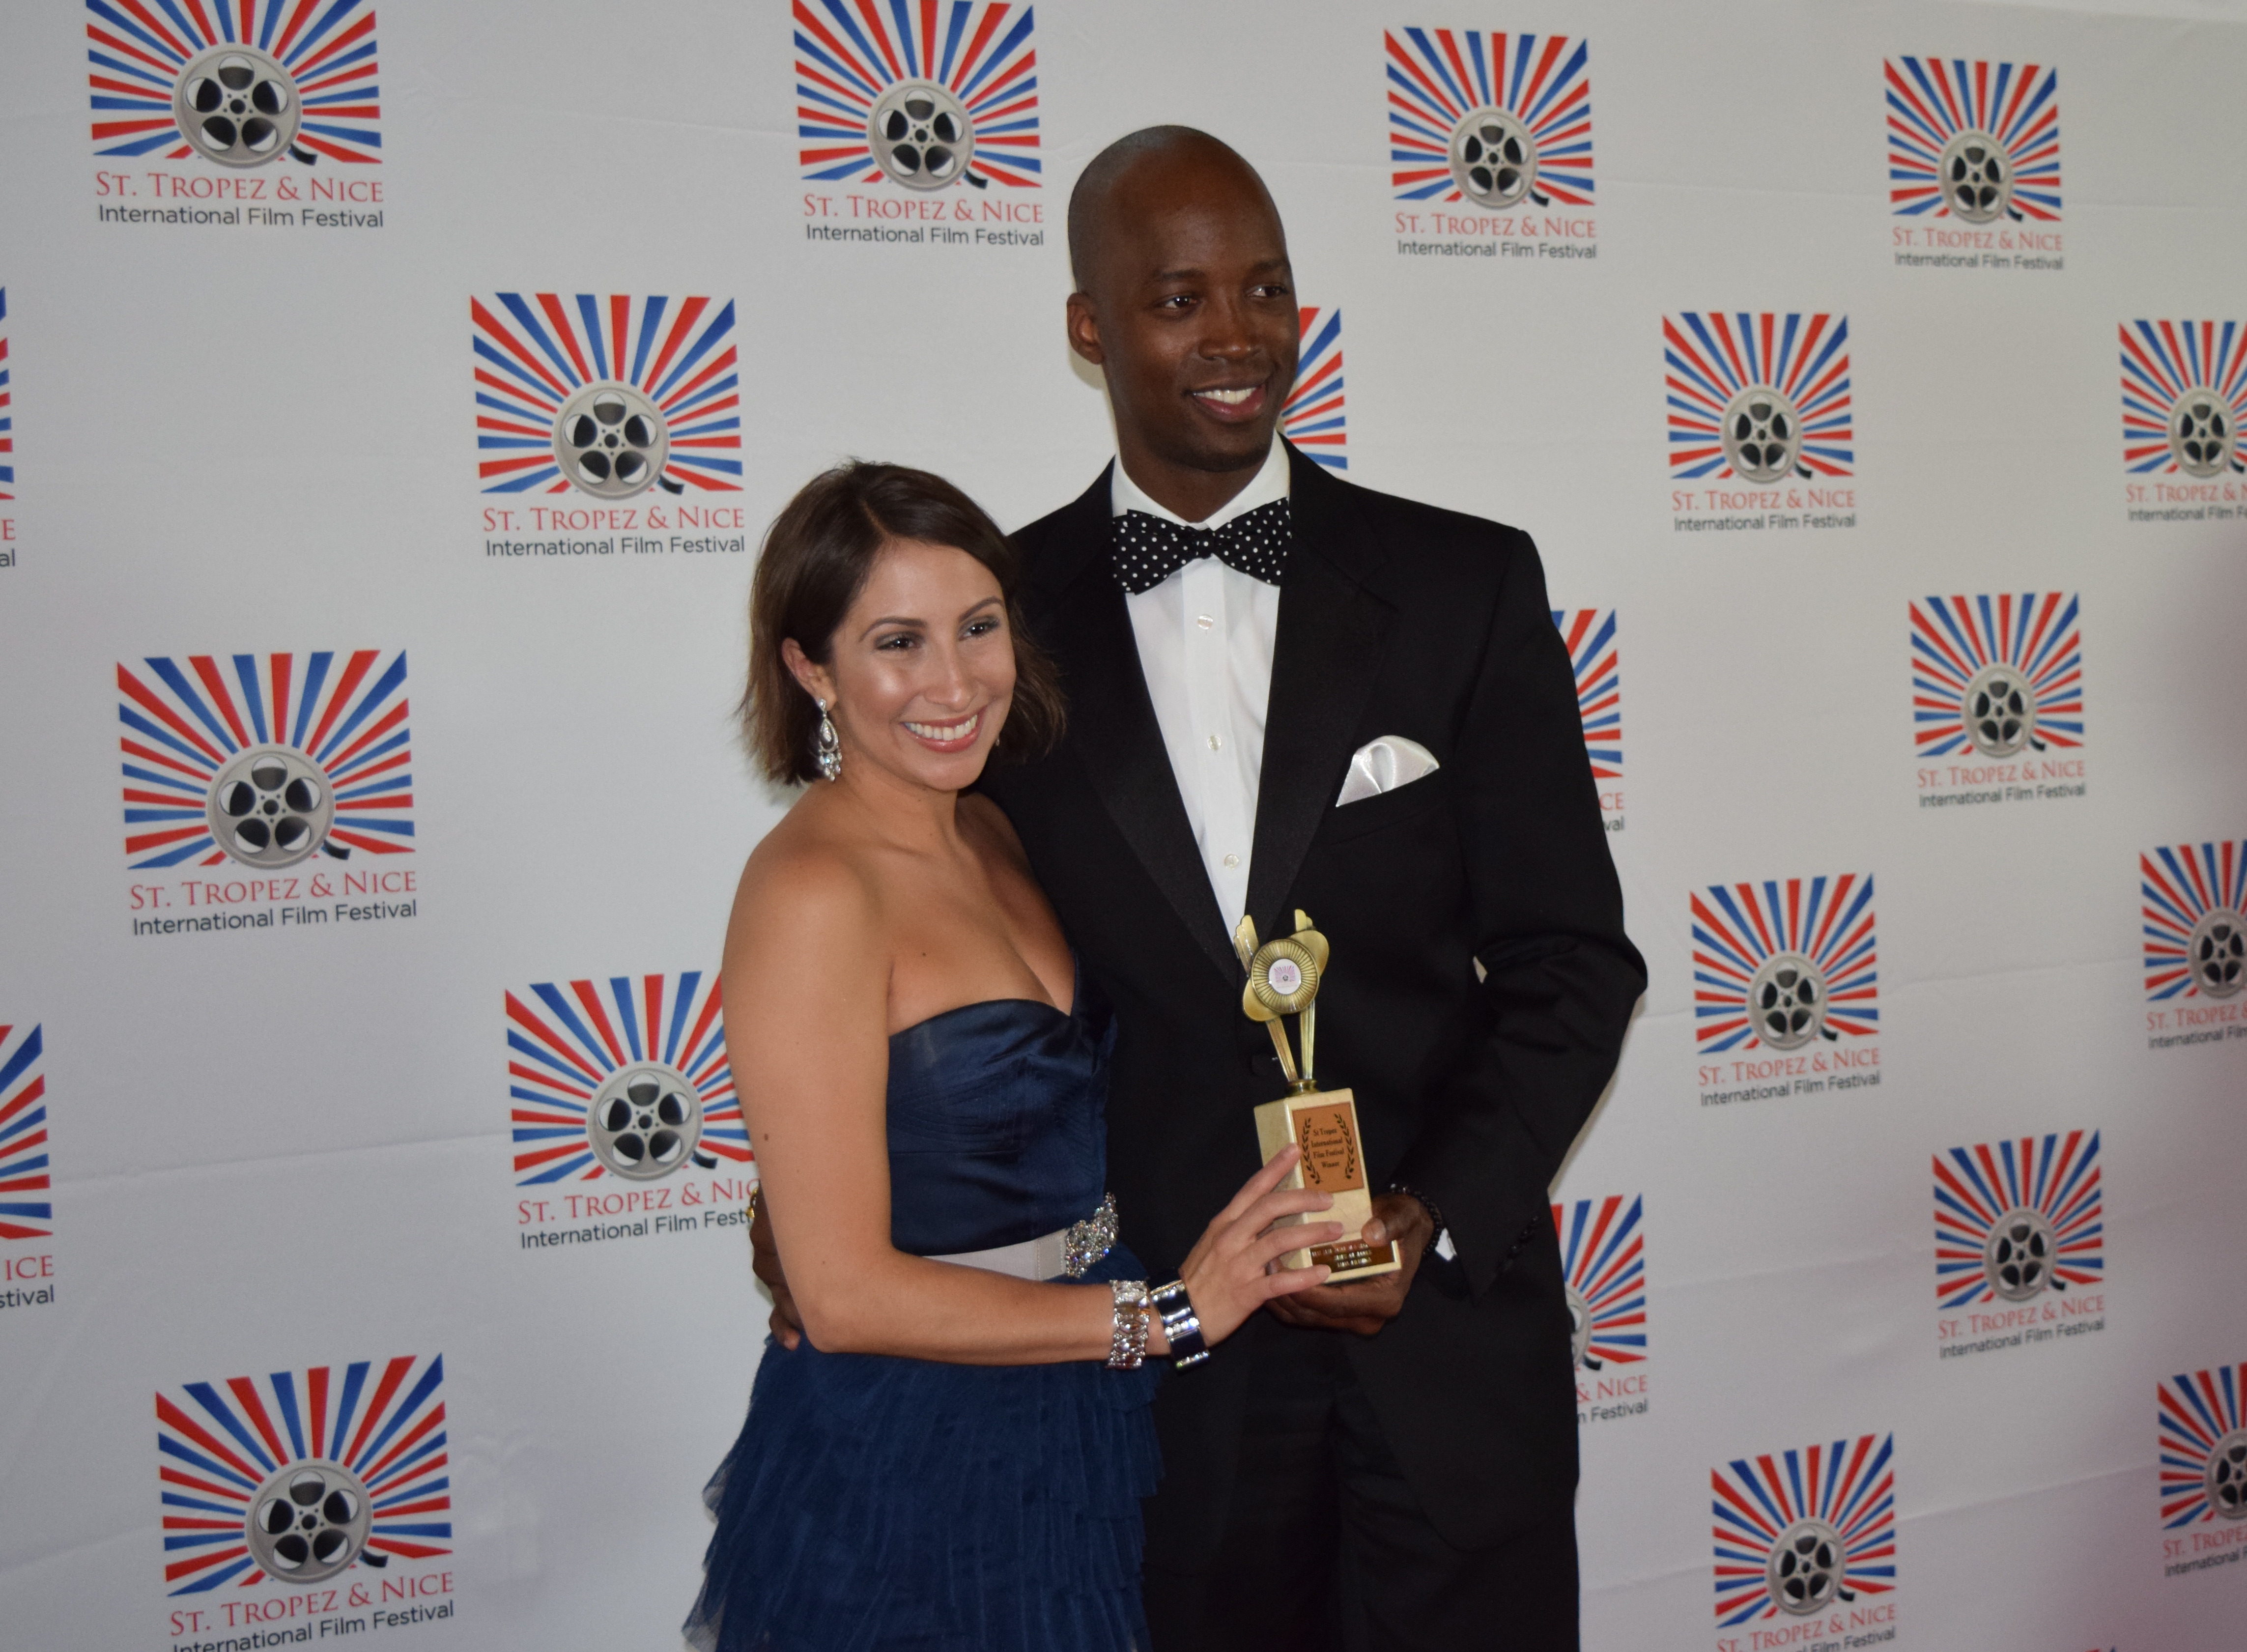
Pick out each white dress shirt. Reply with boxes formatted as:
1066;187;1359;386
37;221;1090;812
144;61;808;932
1110;436;1289;935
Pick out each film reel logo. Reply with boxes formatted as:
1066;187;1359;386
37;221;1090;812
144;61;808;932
1282;308;1345;472
1666;314;1852;484
87;0;381;168
156;1355;452;1595
2143;842;2247;1002
119;652;412;871
1714;1434;1897;1624
1386;30;1592;209
1911;593;2084;762
0;288;13;501
1693;875;1877;1055
509;972;752;1186
1553;1195;1645;1371
795;0;1040;192
474;294;742;498
2161;1365;2247;1527
0;1023;50;1243
1934;1130;2103;1310
174;45;303;166
1553;609;1621;783
2123;321;2247;479
1886;57;2060;223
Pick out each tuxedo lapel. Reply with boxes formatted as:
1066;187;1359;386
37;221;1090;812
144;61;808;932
1243;451;1395;939
1032;476;1241;986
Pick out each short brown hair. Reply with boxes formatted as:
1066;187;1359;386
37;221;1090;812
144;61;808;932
743;461;1064;785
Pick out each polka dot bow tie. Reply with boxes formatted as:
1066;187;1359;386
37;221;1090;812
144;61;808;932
1110;499;1293;596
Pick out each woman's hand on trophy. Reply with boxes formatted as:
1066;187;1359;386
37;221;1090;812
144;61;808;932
1174;1146;1343;1348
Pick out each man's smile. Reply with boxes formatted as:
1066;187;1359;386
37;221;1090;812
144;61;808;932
1191;382;1269;421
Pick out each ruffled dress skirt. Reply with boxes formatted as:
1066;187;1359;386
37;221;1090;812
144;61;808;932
685;1250;1162;1652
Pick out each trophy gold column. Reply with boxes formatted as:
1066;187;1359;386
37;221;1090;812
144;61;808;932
1234;911;1400;1282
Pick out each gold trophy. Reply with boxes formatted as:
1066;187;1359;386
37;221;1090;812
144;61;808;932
1234;911;1400;1282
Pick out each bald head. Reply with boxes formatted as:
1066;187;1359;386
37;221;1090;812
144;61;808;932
1067;126;1281;292
1062;126;1300;522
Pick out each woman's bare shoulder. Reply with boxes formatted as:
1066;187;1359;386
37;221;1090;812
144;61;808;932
727;799;885;965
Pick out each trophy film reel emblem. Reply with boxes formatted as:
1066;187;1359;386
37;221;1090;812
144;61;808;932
205;744;336;869
245;1459;373;1584
1720;385;1804;484
1765;1517;1849;1616
868;80;975;191
2168;387;2236;477
171;45;304;169
1447;106;1539;209
1244;925;1326;1024
1961;662;2038;758
589;1060;705;1180
1938;129;2014;223
2187;908;2247;997
2208;1429;2247;1519
552;381;670;499
1746;952;1828;1050
1982;1206;2054;1300
1255;947;1314;1011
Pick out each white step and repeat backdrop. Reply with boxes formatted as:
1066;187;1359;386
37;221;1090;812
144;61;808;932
1;0;2243;1648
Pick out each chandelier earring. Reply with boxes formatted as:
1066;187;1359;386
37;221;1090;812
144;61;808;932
813;698;843;783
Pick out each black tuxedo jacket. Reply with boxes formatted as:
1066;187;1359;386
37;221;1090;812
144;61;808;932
982;446;1646;1558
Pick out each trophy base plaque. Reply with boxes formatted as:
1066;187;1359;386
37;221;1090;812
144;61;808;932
1252;1087;1400;1282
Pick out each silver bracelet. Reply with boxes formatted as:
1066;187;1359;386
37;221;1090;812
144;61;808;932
1107;1280;1150;1369
1148;1278;1209;1369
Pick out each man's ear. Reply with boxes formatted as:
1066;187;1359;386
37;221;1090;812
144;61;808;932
1065;291;1105;366
780;637;836;708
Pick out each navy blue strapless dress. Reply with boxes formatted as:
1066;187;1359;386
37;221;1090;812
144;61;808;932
685;986;1161;1652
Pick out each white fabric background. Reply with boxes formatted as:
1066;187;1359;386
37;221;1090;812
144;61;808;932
0;1;2243;1648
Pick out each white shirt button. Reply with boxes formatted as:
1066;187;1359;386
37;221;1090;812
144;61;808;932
1196;614;1215;630
1207;733;1223;751
1223;854;1240;868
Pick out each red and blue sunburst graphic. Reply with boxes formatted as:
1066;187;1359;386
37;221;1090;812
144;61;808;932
473;294;741;496
1934;1130;2103;1310
1714;1434;1897;1626
1553;609;1620;781
1665;314;1851;482
2142;842;2247;1001
1693;875;1877;1054
1386;29;1592;206
2121;321;2247;477
158;1354;450;1594
2161;1364;2246;1527
1886;57;2059;221
119;651;412;870
508;973;749;1185
795;1;1039;189
1554;1195;1645;1368
1910;594;2084;758
87;0;380;164
1282;308;1344;471
0;287;12;499
0;1023;49;1242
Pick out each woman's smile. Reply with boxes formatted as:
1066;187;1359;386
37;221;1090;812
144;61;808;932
901;710;983;751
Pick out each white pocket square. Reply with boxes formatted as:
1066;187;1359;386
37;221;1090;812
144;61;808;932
1335;736;1440;807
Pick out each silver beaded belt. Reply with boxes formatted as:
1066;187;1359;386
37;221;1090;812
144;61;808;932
930;1193;1117;1282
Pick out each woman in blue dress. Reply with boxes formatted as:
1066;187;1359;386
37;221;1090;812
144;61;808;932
686;462;1342;1652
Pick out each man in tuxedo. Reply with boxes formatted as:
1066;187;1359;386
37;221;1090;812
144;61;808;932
761;128;1643;1650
